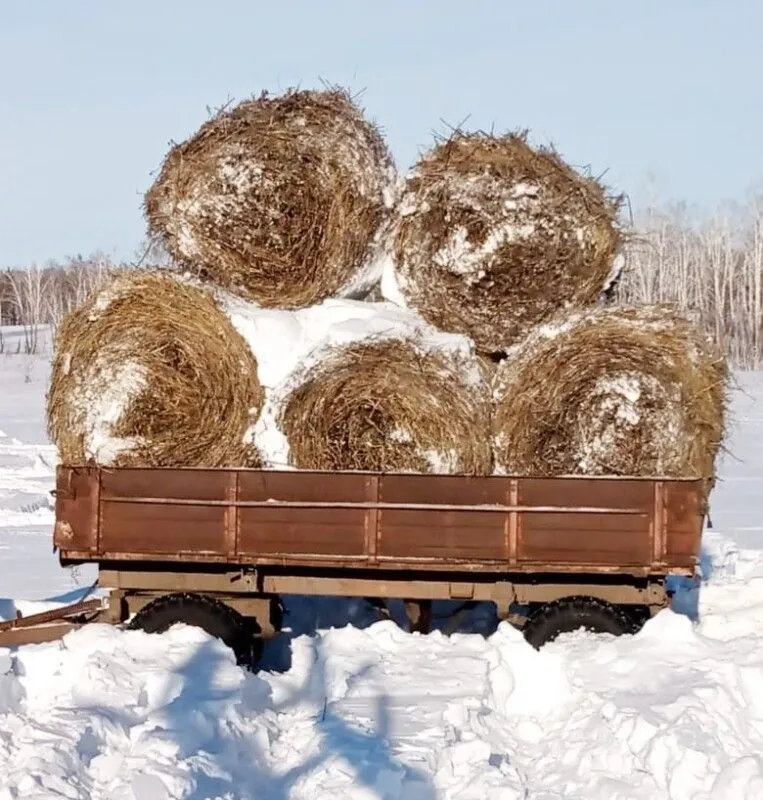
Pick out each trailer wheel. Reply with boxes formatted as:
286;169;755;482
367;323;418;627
626;604;652;633
522;596;635;649
128;592;261;668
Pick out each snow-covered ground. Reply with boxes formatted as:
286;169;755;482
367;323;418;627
1;349;763;799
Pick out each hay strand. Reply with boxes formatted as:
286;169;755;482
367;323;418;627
145;87;396;308
47;271;263;467
390;131;622;353
492;305;728;478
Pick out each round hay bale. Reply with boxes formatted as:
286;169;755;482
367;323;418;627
492;305;728;477
388;131;622;353
47;271;263;467
145;87;396;309
273;338;492;474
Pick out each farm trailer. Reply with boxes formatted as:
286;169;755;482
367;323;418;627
0;466;707;663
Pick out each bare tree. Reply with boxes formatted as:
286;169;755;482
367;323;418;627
6;265;51;354
618;195;763;369
1;252;129;353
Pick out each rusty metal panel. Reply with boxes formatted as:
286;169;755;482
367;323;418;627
381;474;509;506
518;478;653;565
663;480;704;567
53;467;706;577
507;479;519;565
239;470;372;503
378;475;508;561
100;469;230;501
54;466;100;555
377;510;508;561
238;470;369;557
238;507;368;556
100;469;230;555
365;475;380;564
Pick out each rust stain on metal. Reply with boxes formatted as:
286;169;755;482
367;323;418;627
54;520;74;541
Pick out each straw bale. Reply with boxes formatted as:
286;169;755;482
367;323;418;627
145;87;396;308
492;305;728;478
277;338;492;473
390;131;622;353
47;271;263;467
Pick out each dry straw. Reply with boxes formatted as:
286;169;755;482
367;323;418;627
278;338;493;473
492;305;728;478
145;87;395;308
47;271;263;467
392;131;622;353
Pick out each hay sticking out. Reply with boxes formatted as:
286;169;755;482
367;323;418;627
389;131;622;353
145;87;396;309
275;338;492;473
47;271;263;467
492;305;728;478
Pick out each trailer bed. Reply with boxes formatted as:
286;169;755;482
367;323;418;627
53;467;705;577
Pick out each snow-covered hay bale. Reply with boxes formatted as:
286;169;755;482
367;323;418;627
492;305;728;477
388;132;622;353
274;338;492;473
145;87;396;308
47;271;263;467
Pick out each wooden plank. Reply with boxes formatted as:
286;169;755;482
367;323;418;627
0;623;82;647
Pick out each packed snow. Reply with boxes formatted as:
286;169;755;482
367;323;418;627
2;341;763;798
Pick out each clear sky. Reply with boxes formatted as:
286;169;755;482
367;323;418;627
1;0;761;266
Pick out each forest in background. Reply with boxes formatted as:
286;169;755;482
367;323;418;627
2;199;762;368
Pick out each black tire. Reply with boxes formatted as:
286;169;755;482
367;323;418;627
626;604;652;633
522;596;635;649
128;592;261;668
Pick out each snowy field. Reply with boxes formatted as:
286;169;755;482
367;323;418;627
1;346;763;799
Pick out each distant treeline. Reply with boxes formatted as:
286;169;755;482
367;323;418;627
0;254;132;354
3;200;763;367
616;199;763;369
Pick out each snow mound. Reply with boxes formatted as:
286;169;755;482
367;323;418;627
2;596;763;797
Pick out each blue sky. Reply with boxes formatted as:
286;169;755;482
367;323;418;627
1;0;761;266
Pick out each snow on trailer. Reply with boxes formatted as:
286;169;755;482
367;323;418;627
0;464;709;659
